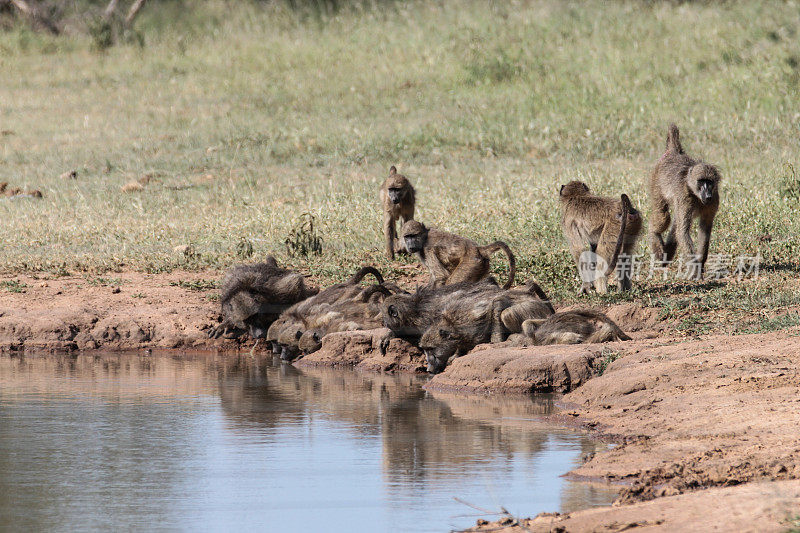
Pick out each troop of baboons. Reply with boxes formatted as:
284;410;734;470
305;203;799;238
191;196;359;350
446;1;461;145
210;124;721;374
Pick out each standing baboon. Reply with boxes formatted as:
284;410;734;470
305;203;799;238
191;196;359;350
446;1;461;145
519;309;631;345
209;256;319;339
380;165;416;259
560;181;642;294
649;124;722;279
401;220;516;289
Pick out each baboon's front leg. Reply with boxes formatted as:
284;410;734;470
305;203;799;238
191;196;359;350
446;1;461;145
384;213;396;260
696;210;716;279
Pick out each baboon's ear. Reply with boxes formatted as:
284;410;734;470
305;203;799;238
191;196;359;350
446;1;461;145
559;185;565;195
389;165;397;174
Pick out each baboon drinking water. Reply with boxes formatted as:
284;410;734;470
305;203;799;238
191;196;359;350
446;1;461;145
417;280;555;374
649;124;722;279
401;220;516;289
209;256;319;339
560;181;642;294
380;165;416;260
267;266;385;360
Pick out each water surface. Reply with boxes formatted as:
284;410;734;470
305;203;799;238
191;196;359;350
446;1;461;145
0;353;616;532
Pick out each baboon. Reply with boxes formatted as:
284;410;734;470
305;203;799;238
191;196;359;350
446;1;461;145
209;256;319;339
296;284;395;355
269;266;385;360
0;182;43;198
560;181;642;294
417;280;555;374
379;279;498;354
519;309;631;345
649;124;722;279
401;220;516;289
380;165;416;259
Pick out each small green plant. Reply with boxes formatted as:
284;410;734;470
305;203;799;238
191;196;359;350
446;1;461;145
235;236;254;259
595;348;622;376
1;280;27;293
86;276;123;287
170;279;217;292
736;313;800;335
285;213;323;258
779;163;800;200
131;292;146;298
784;514;800;533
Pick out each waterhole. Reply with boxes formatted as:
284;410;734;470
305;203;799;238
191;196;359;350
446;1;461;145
0;353;616;531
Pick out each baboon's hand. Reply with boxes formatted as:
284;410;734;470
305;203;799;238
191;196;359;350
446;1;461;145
379;335;391;355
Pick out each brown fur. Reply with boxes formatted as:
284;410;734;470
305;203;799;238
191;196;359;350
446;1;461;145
417;280;554;374
269;266;385;360
401;220;516;289
209;256;319;340
560;181;642;294
520;309;631;345
649;124;722;279
379;165;416;259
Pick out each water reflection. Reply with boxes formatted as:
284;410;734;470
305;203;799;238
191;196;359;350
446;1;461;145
0;353;617;532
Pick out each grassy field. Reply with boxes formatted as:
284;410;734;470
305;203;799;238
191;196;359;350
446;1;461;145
2;0;800;332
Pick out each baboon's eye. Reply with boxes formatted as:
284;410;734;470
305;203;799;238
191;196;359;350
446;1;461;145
295;330;302;340
388;306;398;318
313;332;321;342
439;329;450;339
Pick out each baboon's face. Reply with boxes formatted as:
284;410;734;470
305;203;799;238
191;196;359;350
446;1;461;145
385;173;410;204
419;325;461;374
277;326;304;360
688;165;720;205
271;341;282;354
281;344;300;361
401;221;428;253
387;186;405;204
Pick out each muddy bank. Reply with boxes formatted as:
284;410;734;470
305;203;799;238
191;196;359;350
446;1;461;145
5;273;800;530
466;479;800;532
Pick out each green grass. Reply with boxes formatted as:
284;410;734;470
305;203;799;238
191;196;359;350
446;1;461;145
1;0;800;328
170;279;218;292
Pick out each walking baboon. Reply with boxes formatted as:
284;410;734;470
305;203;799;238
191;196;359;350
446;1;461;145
519;309;631;345
560;181;642;294
417;280;555;374
209;257;319;339
380;165;416;259
269;266;385;360
401;220;516;289
649;124;722;279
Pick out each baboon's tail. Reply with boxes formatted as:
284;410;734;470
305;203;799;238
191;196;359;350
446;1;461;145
359;283;393;302
348;266;384;285
604;194;631;278
666;123;684;154
481;241;516;289
525;280;555;314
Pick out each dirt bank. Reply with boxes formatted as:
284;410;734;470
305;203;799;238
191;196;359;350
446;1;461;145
3;272;800;531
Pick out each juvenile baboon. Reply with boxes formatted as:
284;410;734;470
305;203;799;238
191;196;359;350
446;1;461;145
269;266;385;360
417;280;555;374
380;165;416;259
519;309;631;345
649;124;722;279
401;220;516;289
560;181;642;294
209;257;319;339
